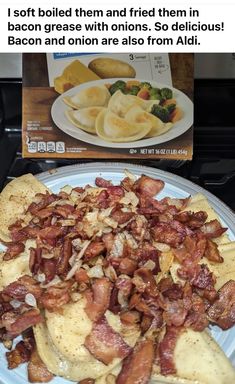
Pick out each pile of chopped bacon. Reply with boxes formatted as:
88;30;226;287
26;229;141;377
0;173;234;383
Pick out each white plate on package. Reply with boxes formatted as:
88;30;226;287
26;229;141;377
51;79;193;149
0;163;234;384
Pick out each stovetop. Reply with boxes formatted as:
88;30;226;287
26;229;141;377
0;79;235;211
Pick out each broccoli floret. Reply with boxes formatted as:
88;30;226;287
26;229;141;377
140;82;152;90
151;104;170;122
166;103;176;114
149;87;162;100
160;87;173;100
127;85;140;96
109;80;126;95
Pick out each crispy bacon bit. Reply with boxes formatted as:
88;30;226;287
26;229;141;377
161;197;190;211
75;268;89;284
28;349;54;382
34;208;54;220
84;316;131;365
175;210;208;228
27;192;58;215
39;226;65;241
120;311;140;326
3;309;43;337
204;239;223;263
159;326;181;376
84;240;106;261
3;242;25;261
85;278;112;321
39;282;71;312
119;258;137;276
163;300;188;327
6;339;34;369
116;339;154;384
56;238;72;277
134;268;158;296
111;209;134;225
95;177;113;188
207;280;235;330
152;223;184;247
3;276;42;301
135;175;164;197
201;219;227;238
41;259;56;283
79;380;95;384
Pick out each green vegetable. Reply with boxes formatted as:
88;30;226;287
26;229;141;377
127;85;140;96
140;82;152;90
166;103;176;114
149;87;162;100
151;104;171;122
160;87;173;100
109;80;126;95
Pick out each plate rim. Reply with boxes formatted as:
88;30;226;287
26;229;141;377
51;78;193;149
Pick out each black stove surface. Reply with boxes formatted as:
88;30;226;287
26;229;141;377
0;79;235;211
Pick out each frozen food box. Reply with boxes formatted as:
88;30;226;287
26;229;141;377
22;53;193;159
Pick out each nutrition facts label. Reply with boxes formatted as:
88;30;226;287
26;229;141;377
27;140;65;154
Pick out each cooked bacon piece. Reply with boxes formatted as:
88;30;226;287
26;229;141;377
160;197;190;211
121;176;135;192
3;309;43;337
108;286;121;314
27;192;58;215
79;380;95;384
29;248;42;275
3;242;25;261
200;219;227;239
84;317;131;365
39;282;71;312
207;280;235;330
111;209;134;225
151;223;184;247
107;186;124;199
163;300;188;327
84;240;106;261
41;259;56;283
191;264;215;290
159;326;181;376
34;208;54;220
56;238;72;277
204;239;223;263
118;258;137;276
28;349;54;382
75;268;90;284
85;278;112;321
135;243;160;275
116;277;133;297
116;339;154;384
95;177;113;188
39;226;65;240
20;225;41;240
158;278;183;300
54;204;75;218
3;275;42;300
120;310;141;326
129;293;153;317
6;339;33;369
102;233;114;252
175;210;208;228
134;175;164;197
138;195;167;215
173;236;207;265
134;268;158;296
140;315;153;333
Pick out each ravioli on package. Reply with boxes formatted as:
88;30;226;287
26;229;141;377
108;90;157;117
65;106;106;134
63;85;111;109
0;173;235;384
96;109;151;142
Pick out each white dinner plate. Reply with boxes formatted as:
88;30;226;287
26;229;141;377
51;79;193;148
0;162;234;384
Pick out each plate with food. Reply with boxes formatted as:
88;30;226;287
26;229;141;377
51;79;193;148
0;162;234;384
